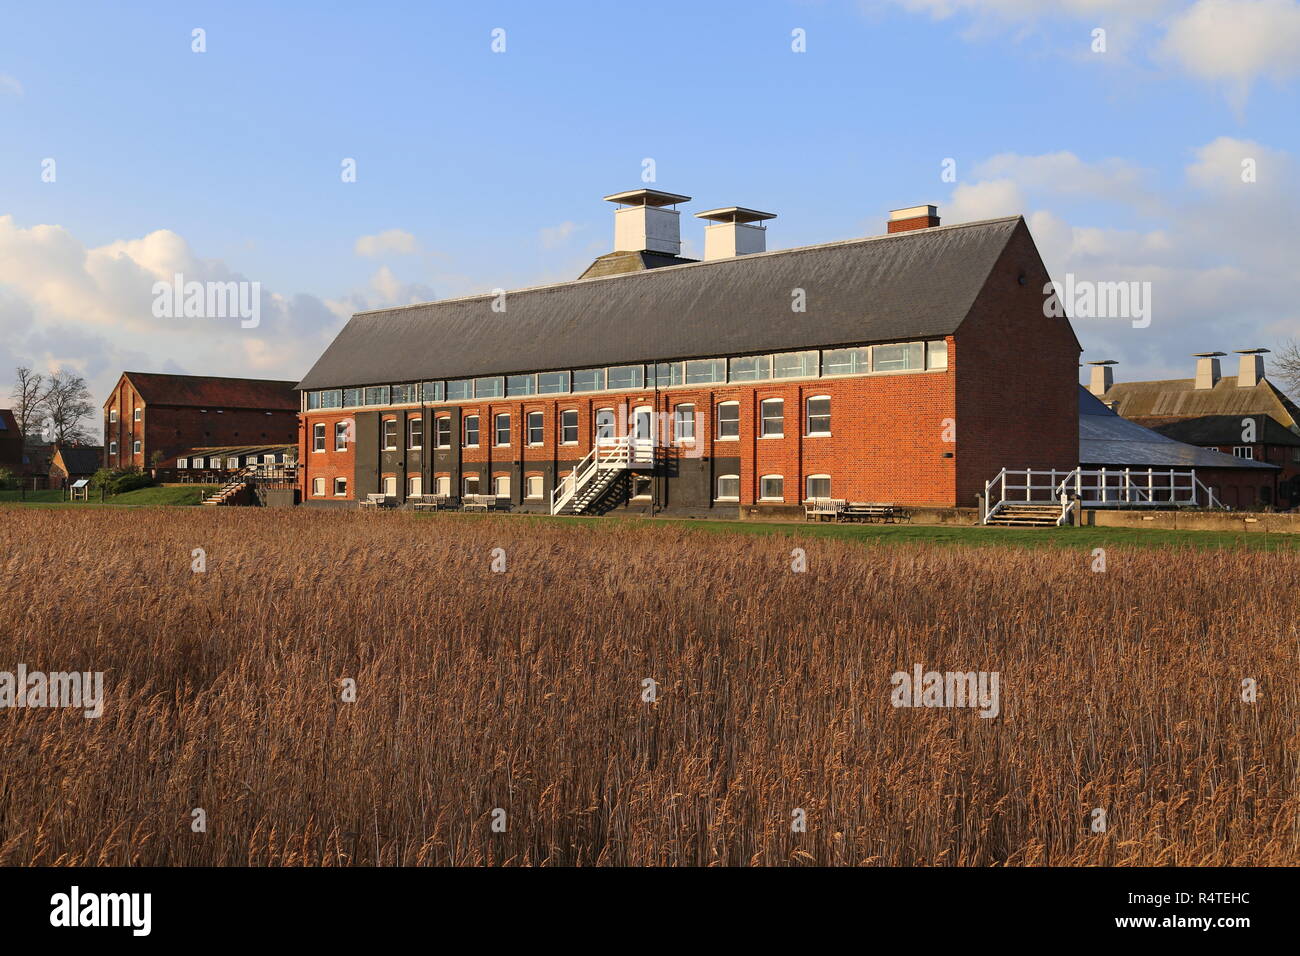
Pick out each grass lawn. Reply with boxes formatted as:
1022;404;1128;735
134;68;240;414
0;485;218;507
503;512;1300;551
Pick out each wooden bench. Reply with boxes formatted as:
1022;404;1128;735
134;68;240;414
841;502;912;524
407;494;449;512
359;493;395;511
803;497;847;521
462;493;495;513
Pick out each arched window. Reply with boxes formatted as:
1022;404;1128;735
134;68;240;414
716;402;740;440
759;475;784;500
806;474;831;499
715;474;740;500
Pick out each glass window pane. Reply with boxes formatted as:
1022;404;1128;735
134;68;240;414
573;369;604;393
651;362;684;387
729;355;771;381
685;358;726;385
422;381;445;402
343;388;361;407
717;403;740;438
307;391;321;410
506;374;535;397
926;340;948;370
474;376;503;398
773;351;819;379
716;475;740;499
447;380;472;400
823;347;869;376
538;371;570;394
606;365;644;390
364;385;390;406
872;342;924;372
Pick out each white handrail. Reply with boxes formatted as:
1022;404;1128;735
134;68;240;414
550;436;634;514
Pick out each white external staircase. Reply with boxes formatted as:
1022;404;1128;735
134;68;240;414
550;436;650;515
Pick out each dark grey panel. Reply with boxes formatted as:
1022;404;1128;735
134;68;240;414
354;412;379;496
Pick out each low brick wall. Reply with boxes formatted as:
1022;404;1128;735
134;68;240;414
737;503;980;526
1082;509;1300;534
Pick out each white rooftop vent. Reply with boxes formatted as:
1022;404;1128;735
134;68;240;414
1234;348;1269;388
603;188;691;256
693;206;777;261
1193;351;1226;390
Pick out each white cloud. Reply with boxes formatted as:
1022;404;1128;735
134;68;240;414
1160;0;1300;106
0;74;21;97
353;228;419;258
944;143;1300;382
0;215;345;408
539;221;579;249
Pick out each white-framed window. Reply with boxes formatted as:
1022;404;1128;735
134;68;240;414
760;398;784;437
806;474;832;499
493;475;510;498
873;342;924;372
436;417;451;448
436;475;451;496
595;408;616;442
408;417;423;450
760;475;785;501
495;413;511;446
109;441;117;455
263;454;276;464
409;476;422;496
312;477;324;496
109;409;118;423
463;475;480;496
716;474;740;500
673;404;696;441
227;457;239;469
526;475;543;499
177;458;188;469
464;415;479;447
132;440;142;455
382;419;398;451
561;409;578;444
806;396;831;436
383;476;397;496
1233;446;1254;459
334;477;347;496
133;408;141;422
527;411;544;445
822;347;869;377
335;421;348;451
926;340;948;370
716;402;739;440
313;423;326;452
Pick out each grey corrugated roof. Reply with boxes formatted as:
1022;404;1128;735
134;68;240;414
1079;388;1276;470
297;216;1024;390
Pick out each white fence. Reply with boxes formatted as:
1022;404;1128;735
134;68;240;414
982;467;1226;524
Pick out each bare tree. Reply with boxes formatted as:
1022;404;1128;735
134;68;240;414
1271;339;1300;399
40;370;95;445
8;366;46;444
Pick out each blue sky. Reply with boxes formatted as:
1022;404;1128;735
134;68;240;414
3;0;1299;403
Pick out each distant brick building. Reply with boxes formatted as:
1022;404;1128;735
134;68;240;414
0;409;21;472
296;193;1082;513
102;373;298;473
1088;351;1300;509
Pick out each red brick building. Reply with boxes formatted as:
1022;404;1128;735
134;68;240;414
296;193;1082;514
102;372;298;473
1088;351;1300;509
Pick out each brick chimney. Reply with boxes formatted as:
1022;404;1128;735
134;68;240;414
1193;352;1225;390
888;204;940;234
1234;348;1268;388
1087;360;1117;397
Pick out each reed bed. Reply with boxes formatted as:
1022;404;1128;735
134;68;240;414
0;508;1294;866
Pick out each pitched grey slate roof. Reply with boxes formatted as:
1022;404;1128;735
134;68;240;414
1079;388;1276;470
1153;415;1300;447
297;216;1024;391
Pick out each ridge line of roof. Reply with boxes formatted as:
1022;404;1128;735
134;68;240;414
349;215;1025;318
